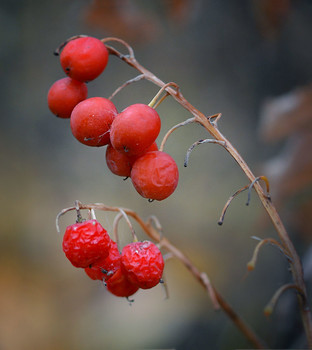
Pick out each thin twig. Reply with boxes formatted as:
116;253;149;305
246;176;271;206
264;283;306;317
101;37;135;59
100;37;312;347
184;139;226;167
56;202;267;349
247;238;292;271
56;36;312;347
54;35;88;55
108;74;145;100
148;82;180;108
159;117;195;152
218;185;249;225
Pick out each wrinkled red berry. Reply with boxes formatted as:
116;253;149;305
105;142;158;177
47;77;88;118
121;241;164;289
62;219;111;268
106;267;139;297
70;97;118;147
60;36;108;82
85;241;121;281
110;104;161;156
131;151;179;201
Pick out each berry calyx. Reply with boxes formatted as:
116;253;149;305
60;36;109;82
47;77;88;118
131;151;179;201
70;97;118;147
62;219;111;268
85;241;121;281
121;241;164;289
110;104;161;156
106;267;139;297
105;142;158;177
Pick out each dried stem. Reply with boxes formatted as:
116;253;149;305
264;283;306;317
159;117;195;152
103;38;312;347
247;238;291;271
54;35;88;55
56;202;266;349
218;185;249;225
184;138;226;167
148;82;180;108
246;176;271;206
108;74;145;100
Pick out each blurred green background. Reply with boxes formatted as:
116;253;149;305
1;1;312;349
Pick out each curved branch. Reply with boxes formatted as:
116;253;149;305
159;117;196;152
247;238;291;272
184;138;226;167
56;202;267;349
109;74;145;100
218;185;250;225
264;283;306;317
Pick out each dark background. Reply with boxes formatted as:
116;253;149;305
1;0;312;349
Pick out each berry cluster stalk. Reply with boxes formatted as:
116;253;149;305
57;201;266;349
102;37;312;348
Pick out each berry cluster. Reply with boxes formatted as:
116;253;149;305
48;35;179;201
63;218;164;298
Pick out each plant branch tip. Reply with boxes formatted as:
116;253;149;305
264;306;273;317
101;37;135;59
184;138;225;167
109;74;145;100
218;185;249;225
246;176;271;206
148;82;180;109
160;117;195;152
247;262;255;271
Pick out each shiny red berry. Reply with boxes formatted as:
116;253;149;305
110;104;161;156
62;219;111;268
121;241;164;289
106;267;139;297
47;77;88;118
131;151;179;201
60;36;108;82
105;142;158;177
70;97;118;147
84;241;121;281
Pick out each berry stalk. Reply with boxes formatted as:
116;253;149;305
57;202;267;349
103;37;312;348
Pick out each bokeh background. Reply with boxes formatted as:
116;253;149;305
1;0;312;349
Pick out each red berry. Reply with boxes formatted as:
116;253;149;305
105;142;158;177
60;36;109;82
106;267;139;297
85;241;121;281
131;151;179;201
121;241;164;289
70;97;118;147
62;219;111;268
110;104;161;156
47;77;88;118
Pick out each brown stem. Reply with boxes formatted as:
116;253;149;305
105;40;312;347
264;283;306;317
57;202;267;349
247;238;291;271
